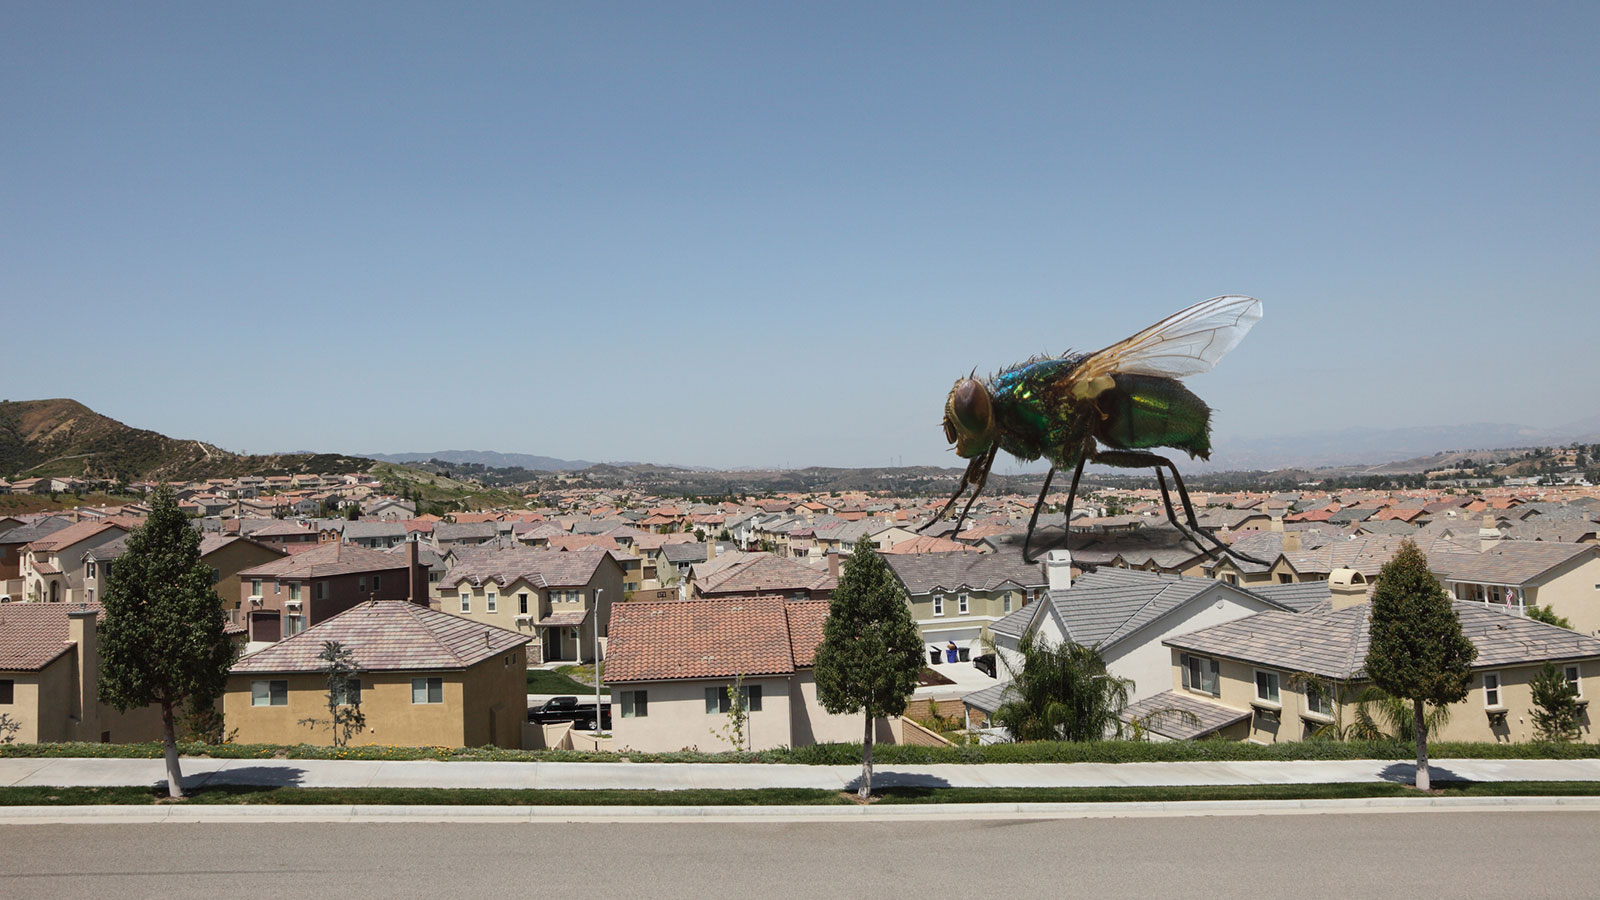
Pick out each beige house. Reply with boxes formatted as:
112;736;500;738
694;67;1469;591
226;600;529;748
882;549;1049;662
19;520;130;604
83;534;286;624
0;604;163;744
1140;569;1600;743
1430;542;1600;636
606;596;898;752
435;546;625;665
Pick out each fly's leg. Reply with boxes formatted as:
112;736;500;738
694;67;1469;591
1021;465;1059;564
920;463;974;533
951;445;999;536
1088;449;1270;566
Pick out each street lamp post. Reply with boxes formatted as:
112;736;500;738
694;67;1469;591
593;587;603;734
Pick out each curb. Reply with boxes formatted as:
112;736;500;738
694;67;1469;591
4;796;1600;824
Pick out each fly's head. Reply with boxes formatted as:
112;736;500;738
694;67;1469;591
943;375;996;459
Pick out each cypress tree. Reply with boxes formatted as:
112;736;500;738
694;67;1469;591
813;540;923;799
1364;539;1476;790
98;486;236;798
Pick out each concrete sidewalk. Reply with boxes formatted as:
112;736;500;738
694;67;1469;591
4;756;1600;792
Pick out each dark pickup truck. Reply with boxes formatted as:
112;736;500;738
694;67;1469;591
528;696;612;731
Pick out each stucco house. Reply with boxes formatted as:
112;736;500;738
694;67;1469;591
1145;569;1600;743
236;542;430;644
0;603;163;743
435;546;625;665
605;596;899;752
882;549;1048;663
226;600;529;748
18;520;130;604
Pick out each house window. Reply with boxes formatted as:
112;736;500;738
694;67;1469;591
289;582;300;601
412;677;444;704
315;582;326;601
957;592;969;615
1003;593;1012;614
1565;664;1582;697
359;577;367;591
704;684;762;713
1278;573;1293;584
1254;670;1280;706
1484;671;1502;707
1181;653;1219;697
0;679;12;704
251;680;288;707
460;593;471;613
285;615;306;636
332;678;361;707
251;579;262;597
373;575;381;591
487;592;497;613
1305;680;1333;717
621;690;648;718
518;593;529;615
933;594;944;617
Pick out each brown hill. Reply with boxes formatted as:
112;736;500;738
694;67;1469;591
0;399;372;482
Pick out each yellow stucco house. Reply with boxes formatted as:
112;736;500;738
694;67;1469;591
226;600;529;748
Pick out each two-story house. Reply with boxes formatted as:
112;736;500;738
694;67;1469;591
883;548;1048;663
436;546;625;665
19;520;130;604
236;542;429;643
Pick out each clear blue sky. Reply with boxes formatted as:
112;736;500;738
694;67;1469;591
4;3;1596;469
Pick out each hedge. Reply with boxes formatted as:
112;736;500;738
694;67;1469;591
3;738;1599;764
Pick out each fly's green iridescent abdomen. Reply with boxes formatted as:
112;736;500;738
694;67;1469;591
1095;374;1213;460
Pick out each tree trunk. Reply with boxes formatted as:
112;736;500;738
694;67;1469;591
857;714;874;800
161;701;185;799
1413;698;1429;792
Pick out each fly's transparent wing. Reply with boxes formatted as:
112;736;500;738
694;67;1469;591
1072;296;1262;387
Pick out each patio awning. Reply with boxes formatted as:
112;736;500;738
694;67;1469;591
537;610;590;628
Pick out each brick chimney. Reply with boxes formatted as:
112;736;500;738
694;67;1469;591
406;540;427;607
67;605;100;738
1329;568;1369;609
826;550;840;579
1045;548;1072;593
706;541;717;561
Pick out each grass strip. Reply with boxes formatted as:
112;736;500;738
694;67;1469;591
5;782;1600;807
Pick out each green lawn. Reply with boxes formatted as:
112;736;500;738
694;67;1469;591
527;669;605;695
4;781;1600;807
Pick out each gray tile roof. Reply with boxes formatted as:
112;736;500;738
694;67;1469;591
439;546;612;589
434;521;497;541
883;549;1045;596
661;542;710;565
0;516;75;545
1120;689;1253;739
993;568;1291;651
231;600;528;673
961;680;1015;714
1241;580;1332;613
1165;601;1600;681
237;542;408;579
1431;542;1599;586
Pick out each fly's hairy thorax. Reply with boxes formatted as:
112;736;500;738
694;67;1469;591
988;354;1095;468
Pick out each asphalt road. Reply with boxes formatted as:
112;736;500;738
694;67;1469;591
4;812;1597;899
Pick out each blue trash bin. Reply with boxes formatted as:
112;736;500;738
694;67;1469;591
945;646;958;663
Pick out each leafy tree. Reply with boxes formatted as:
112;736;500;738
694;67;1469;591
298;641;367;747
1363;540;1477;790
1528;605;1574;630
814;540;923;799
98;486;236;798
1530;662;1582;743
991;627;1132;742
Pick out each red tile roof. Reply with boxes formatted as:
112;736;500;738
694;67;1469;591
607;596;828;683
0;603;100;670
237;542;408;579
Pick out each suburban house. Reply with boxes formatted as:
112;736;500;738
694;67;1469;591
333;521;409;549
0;604;163;743
1429;542;1600;636
82;534;286;624
0;516;74;600
1146;570;1600;743
606;596;904;752
435;546;624;665
882;549;1049;663
434;521;498;548
18;520;130;604
248;520;321;552
965;556;1293;727
225;600;529;748
687;552;837;602
236;542;430;643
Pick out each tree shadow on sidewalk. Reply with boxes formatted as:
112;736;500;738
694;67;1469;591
175;764;308;793
1378;762;1466;786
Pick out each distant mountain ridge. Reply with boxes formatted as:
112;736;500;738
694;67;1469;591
364;450;601;471
1205;417;1600;472
0;399;372;482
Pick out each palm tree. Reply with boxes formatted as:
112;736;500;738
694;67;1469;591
991;627;1132;742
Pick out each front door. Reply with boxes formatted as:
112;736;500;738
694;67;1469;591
543;628;563;662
